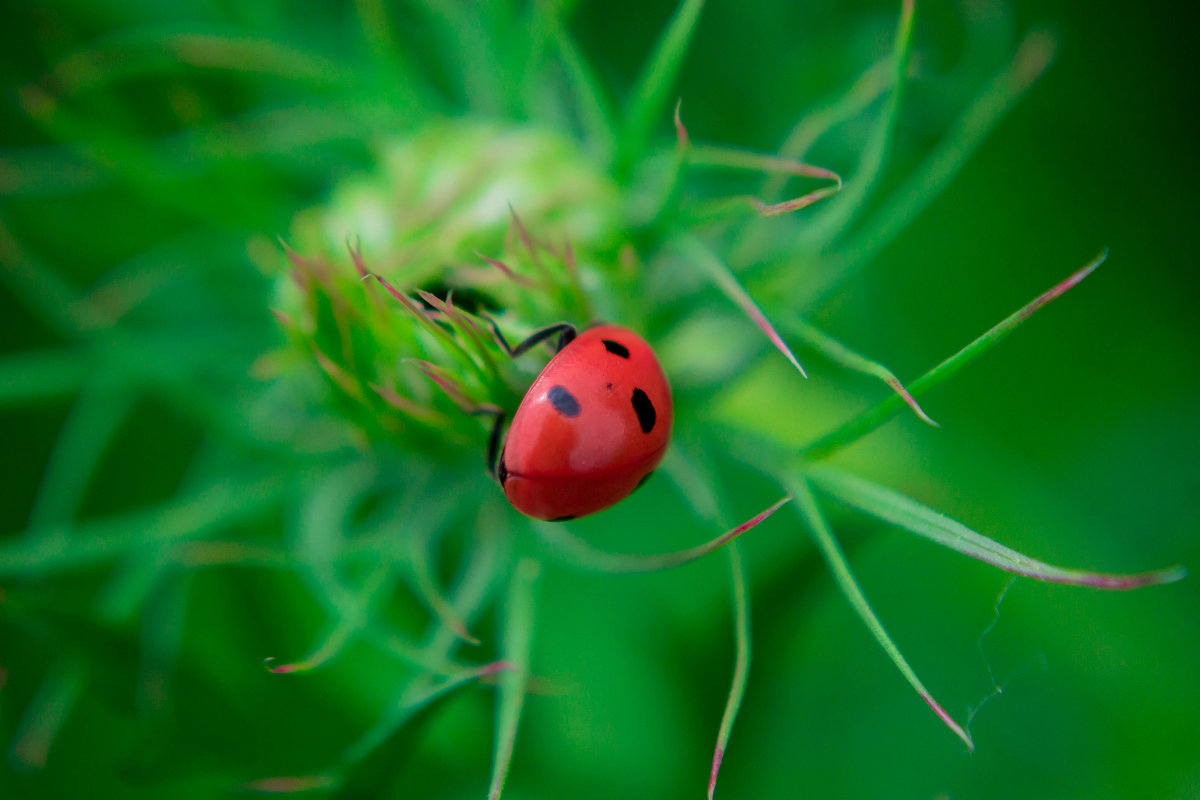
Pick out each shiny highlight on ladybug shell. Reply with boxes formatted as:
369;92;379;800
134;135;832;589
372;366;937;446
499;325;672;520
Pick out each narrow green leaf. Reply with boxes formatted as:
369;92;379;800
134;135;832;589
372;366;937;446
789;476;975;751
622;0;706;166
258;662;512;793
12;541;173;768
9;660;86;770
488;558;540;800
542;7;617;159
674;236;807;378
801;251;1107;460
27;382;135;530
687;143;840;183
366;273;484;380
415;289;501;379
0;473;290;576
729;59;891;267
808;465;1186;589
336;516;505;769
783;318;936;426
0;349;88;406
265;561;393;674
137;570;192;718
818;30;1058;291
0;220;98;337
760;59;891;199
35;26;362;96
680;141;843;219
661;444;724;525
709;543;750;800
352;0;437;112
531;495;790;573
403;487;481;645
796;0;915;247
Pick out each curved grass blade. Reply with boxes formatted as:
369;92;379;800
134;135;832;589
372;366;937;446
0;349;88;407
540;6;618;159
9;660;86;770
709;542;749;800
807;465;1186;589
817;30;1057;294
265;561;393;674
415;289;500;379
802;250;1108;460
658;445;752;798
796;0;915;248
687;144;840;184
136;569;192;718
681;141;843;219
25;380;134;551
783;318;936;426
33;26;362;97
531;495;790;573
0;220;99;337
352;0;438;112
335;516;505;771
761;59;891;200
728;59;891;267
488;558;540;800
0;473;289;576
674;236;807;377
253;661;513;794
622;0;706;167
403;494;481;645
365;272;485;380
12;542;173;769
789;476;974;751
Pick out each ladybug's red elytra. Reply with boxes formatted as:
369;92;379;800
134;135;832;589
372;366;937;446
497;324;672;521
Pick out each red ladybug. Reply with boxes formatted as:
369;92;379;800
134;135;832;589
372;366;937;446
496;324;672;521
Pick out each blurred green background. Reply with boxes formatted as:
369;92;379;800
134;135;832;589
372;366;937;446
2;1;1197;799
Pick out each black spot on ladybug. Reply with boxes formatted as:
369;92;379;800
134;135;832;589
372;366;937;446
605;382;614;393
631;388;655;433
549;514;577;522
632;470;655;494
602;339;630;358
547;385;581;417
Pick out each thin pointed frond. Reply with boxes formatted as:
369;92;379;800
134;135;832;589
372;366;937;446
789;476;975;751
531;495;790;573
674;236;807;377
808;466;1185;589
801;251;1107;460
622;0;707;165
487;558;540;800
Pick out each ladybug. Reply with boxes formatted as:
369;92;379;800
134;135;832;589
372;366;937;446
490;323;672;521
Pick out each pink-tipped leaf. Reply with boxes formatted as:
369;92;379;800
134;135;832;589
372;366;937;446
487;559;539;800
676;235;807;378
709;544;750;800
475;249;535;287
533;495;791;573
790;476;975;752
803;251;1109;460
808;465;1186;589
785;318;937;426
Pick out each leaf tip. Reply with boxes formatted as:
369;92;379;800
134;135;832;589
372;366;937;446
674;98;690;148
263;656;298;675
708;745;725;800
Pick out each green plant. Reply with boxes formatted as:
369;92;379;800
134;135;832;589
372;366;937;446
0;2;1188;798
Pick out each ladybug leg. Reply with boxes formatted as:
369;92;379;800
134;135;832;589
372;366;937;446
483;409;506;481
486;318;577;356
